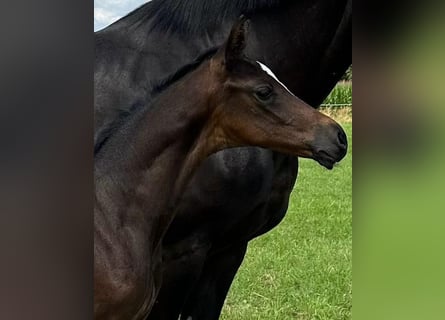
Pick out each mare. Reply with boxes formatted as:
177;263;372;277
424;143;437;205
94;0;351;319
94;18;347;320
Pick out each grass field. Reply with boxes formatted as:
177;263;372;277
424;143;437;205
220;121;352;320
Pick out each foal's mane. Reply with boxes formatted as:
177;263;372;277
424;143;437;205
95;47;219;155
120;0;283;33
151;47;219;96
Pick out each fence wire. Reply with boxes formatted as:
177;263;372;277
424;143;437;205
320;103;352;107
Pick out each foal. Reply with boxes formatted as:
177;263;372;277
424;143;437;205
94;18;346;320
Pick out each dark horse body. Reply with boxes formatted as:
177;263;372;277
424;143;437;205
95;1;351;319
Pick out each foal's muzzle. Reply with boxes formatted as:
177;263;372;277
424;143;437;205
312;123;348;169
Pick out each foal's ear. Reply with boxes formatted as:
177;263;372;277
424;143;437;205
226;16;249;63
218;16;249;71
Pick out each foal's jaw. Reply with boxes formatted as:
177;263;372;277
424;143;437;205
314;150;342;169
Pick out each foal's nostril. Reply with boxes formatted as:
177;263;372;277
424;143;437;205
337;129;347;148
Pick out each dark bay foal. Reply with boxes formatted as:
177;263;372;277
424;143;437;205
94;18;347;320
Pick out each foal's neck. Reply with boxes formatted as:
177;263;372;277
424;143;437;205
95;61;217;240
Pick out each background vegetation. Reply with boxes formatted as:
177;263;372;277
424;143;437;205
322;81;352;107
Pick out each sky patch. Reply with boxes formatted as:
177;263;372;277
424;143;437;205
94;0;149;31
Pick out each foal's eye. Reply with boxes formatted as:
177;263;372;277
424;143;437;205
254;86;273;102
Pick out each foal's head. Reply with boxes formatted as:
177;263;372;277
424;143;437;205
204;17;347;169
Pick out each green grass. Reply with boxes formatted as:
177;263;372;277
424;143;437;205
323;81;352;106
221;123;352;320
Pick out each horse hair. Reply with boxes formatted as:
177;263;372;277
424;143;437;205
151;47;219;96
121;0;284;34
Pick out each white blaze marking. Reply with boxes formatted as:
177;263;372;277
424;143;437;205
257;61;294;96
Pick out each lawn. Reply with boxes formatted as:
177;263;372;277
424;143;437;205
221;122;352;320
